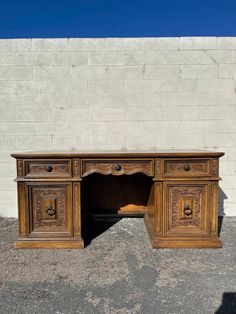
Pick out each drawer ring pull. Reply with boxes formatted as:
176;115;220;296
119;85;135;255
114;164;122;171
183;164;190;172
46;205;56;216
45;165;53;172
183;205;192;216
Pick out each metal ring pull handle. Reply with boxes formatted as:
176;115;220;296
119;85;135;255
46;205;56;216
183;205;192;216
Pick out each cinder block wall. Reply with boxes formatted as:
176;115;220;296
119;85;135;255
0;37;236;217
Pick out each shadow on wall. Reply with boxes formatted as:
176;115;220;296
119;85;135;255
218;188;228;236
215;292;236;314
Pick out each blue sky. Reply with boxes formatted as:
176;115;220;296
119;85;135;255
0;0;235;38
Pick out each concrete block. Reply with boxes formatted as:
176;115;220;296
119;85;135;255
88;80;124;94
0;39;31;52
219;64;236;79
15;81;51;94
90;108;125;121
0;82;16;94
52;109;66;121
162;134;200;148
106;94;144;107
66;52;88;66
15;136;52;150
32;38;69;51
0;136;16;149
15;108;52;122
0;191;17;205
143;37;180;50
0;67;32;80
0;205;17;217
199;106;236;120
180;37;217;50
143;94;162;106
69;38;106;51
14;52;52;66
33;66;71;80
197;79;235;92
144;51;179;65
144;65;180;79
66;109;89;121
0;165;15;179
0;53;14;66
0;151;15;163
206;50;236;64
107;121;145;135
106;38;144;51
125;80;161;93
90;135;126;149
125;107;161;121
201;134;236;148
180;65;218;78
160;79;197;92
89;52;124;65
217;37;236;49
51;80;88;95
162;92;197;106
219;161;236;175
126;134;162;149
178;51;214;64
198;91;236;106
222;175;236;188
162;105;198;120
71;66;107;80
107;66;143;80
0;175;15;189
0;108;15;121
124;52;144;65
53;136;90;149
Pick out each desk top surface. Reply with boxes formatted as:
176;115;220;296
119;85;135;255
11;149;225;159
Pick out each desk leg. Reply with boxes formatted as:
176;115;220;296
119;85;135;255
145;181;163;248
73;182;84;248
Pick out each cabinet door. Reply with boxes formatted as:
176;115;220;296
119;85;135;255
163;182;211;237
27;182;73;238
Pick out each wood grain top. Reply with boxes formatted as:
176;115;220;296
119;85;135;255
11;149;225;159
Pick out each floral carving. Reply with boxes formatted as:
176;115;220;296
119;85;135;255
169;187;202;228
73;159;80;177
17;160;24;177
212;158;218;176
32;187;66;230
155;159;161;178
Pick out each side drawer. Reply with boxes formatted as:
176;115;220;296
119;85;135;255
81;159;154;177
25;159;72;178
27;182;73;238
163;181;211;237
163;158;211;178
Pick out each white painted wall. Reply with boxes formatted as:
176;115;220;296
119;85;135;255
0;37;236;217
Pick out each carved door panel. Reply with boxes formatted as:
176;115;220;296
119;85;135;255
27;182;73;238
163;182;211;237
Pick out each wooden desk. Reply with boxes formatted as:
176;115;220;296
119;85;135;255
11;150;224;249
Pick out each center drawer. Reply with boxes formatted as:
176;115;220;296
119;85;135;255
163;158;211;177
25;159;72;178
81;159;154;177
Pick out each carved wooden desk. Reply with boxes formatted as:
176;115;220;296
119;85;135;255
11;150;224;249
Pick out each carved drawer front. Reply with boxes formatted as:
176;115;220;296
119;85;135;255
163;182;210;237
27;182;73;238
81;159;154;177
25;159;72;178
163;158;211;177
